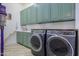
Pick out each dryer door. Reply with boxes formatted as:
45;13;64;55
30;34;42;52
47;35;74;56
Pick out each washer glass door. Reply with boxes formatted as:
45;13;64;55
30;34;42;52
47;36;73;56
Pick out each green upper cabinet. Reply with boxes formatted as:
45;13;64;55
36;3;50;23
20;3;75;25
50;3;59;21
20;8;29;26
20;5;37;25
59;3;75;21
50;3;75;22
28;5;37;24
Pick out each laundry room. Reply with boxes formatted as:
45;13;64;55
0;3;79;56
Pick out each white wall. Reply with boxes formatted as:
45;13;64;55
3;3;21;45
5;32;16;45
75;3;79;55
76;3;79;29
3;3;30;45
26;21;75;32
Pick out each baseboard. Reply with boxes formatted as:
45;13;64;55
17;42;31;49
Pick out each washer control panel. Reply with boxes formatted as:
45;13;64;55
47;30;76;36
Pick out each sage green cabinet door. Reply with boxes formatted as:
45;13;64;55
59;3;75;21
23;32;31;48
37;3;50;23
28;5;37;24
20;9;26;26
27;33;31;48
17;32;23;44
20;10;24;26
50;3;75;22
22;32;28;46
20;8;29;26
17;32;20;43
50;3;59;22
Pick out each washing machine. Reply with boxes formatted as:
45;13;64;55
30;29;46;56
46;29;78;56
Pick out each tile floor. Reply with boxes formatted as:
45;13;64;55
4;44;33;56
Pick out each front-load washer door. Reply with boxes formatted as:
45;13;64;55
30;34;42;52
46;35;74;56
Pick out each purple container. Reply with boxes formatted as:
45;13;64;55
0;3;6;56
0;3;7;16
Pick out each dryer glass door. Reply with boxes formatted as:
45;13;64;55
30;34;42;52
47;36;73;56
